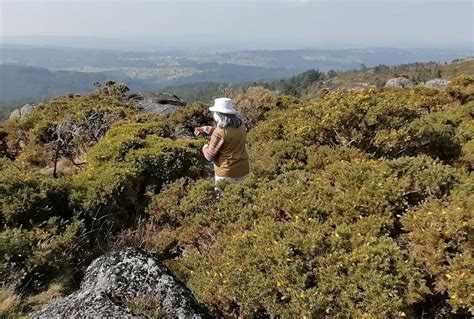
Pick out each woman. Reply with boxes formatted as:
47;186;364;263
194;97;249;185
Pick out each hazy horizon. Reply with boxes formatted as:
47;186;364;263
1;0;472;52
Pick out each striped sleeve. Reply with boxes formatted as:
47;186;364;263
203;126;215;135
202;130;224;161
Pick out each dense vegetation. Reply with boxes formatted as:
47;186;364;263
0;75;473;317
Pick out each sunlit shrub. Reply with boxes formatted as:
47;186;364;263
249;140;307;177
147;178;216;227
232;86;275;129
183;216;427;318
140;153;462;317
306;145;369;172
249;85;470;162
71;122;208;228
402;176;473;314
445;74;474;104
167;102;212;137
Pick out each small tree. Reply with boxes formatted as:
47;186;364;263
42;118;80;178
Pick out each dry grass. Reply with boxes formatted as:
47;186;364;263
24;283;64;312
443;59;474;79
0;287;22;318
0;283;66;317
109;217;176;255
126;294;166;318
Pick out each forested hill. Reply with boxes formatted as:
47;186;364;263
164;58;474;103
0;64;109;101
0;75;473;317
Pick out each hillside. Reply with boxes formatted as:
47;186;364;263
1;46;472;103
0;64;108;101
0;77;473;317
322;58;474;90
162;59;474;104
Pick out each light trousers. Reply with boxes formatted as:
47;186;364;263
214;174;247;187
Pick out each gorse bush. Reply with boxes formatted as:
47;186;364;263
248;86;471;163
144;165;440;317
0;84;210;315
249;139;307;177
142;152;466;317
1;75;473;317
167;102;213;137
0;86;135;176
0;161;72;228
139;77;472;317
232;86;275;129
402;175;474;313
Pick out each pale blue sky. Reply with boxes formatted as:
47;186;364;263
1;0;472;49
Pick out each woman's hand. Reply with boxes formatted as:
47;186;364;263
194;126;214;137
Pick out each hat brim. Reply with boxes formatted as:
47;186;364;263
209;106;237;114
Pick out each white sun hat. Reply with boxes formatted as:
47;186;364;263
209;97;237;114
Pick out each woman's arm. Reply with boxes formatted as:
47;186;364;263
202;130;224;162
194;126;215;136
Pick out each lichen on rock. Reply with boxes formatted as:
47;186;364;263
33;248;205;318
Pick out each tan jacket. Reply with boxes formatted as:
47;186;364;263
213;126;249;178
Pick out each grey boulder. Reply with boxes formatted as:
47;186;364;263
128;92;187;116
33;248;205;319
384;77;415;89
9;103;39;119
424;78;451;89
8;108;21;119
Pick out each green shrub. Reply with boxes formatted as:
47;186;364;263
460;140;474;170
249;140;307;177
0;162;72;227
0;217;89;297
0;228;31;285
1;77;473;317
402;176;473;314
249;85;469;162
306;145;369;172
0;91;134;169
313;236;428;318
26;218;86;273
140;155;461;317
167;102;212;137
232;86;275;129
445;74;474;104
147;178;216;227
183;216;427;318
71;124;208;229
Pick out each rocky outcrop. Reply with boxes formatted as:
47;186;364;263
9;103;39;119
424;78;451;89
33;248;205;318
384;77;415;89
8;109;21;119
128;92;187;116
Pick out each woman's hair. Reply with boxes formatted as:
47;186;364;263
213;112;243;128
